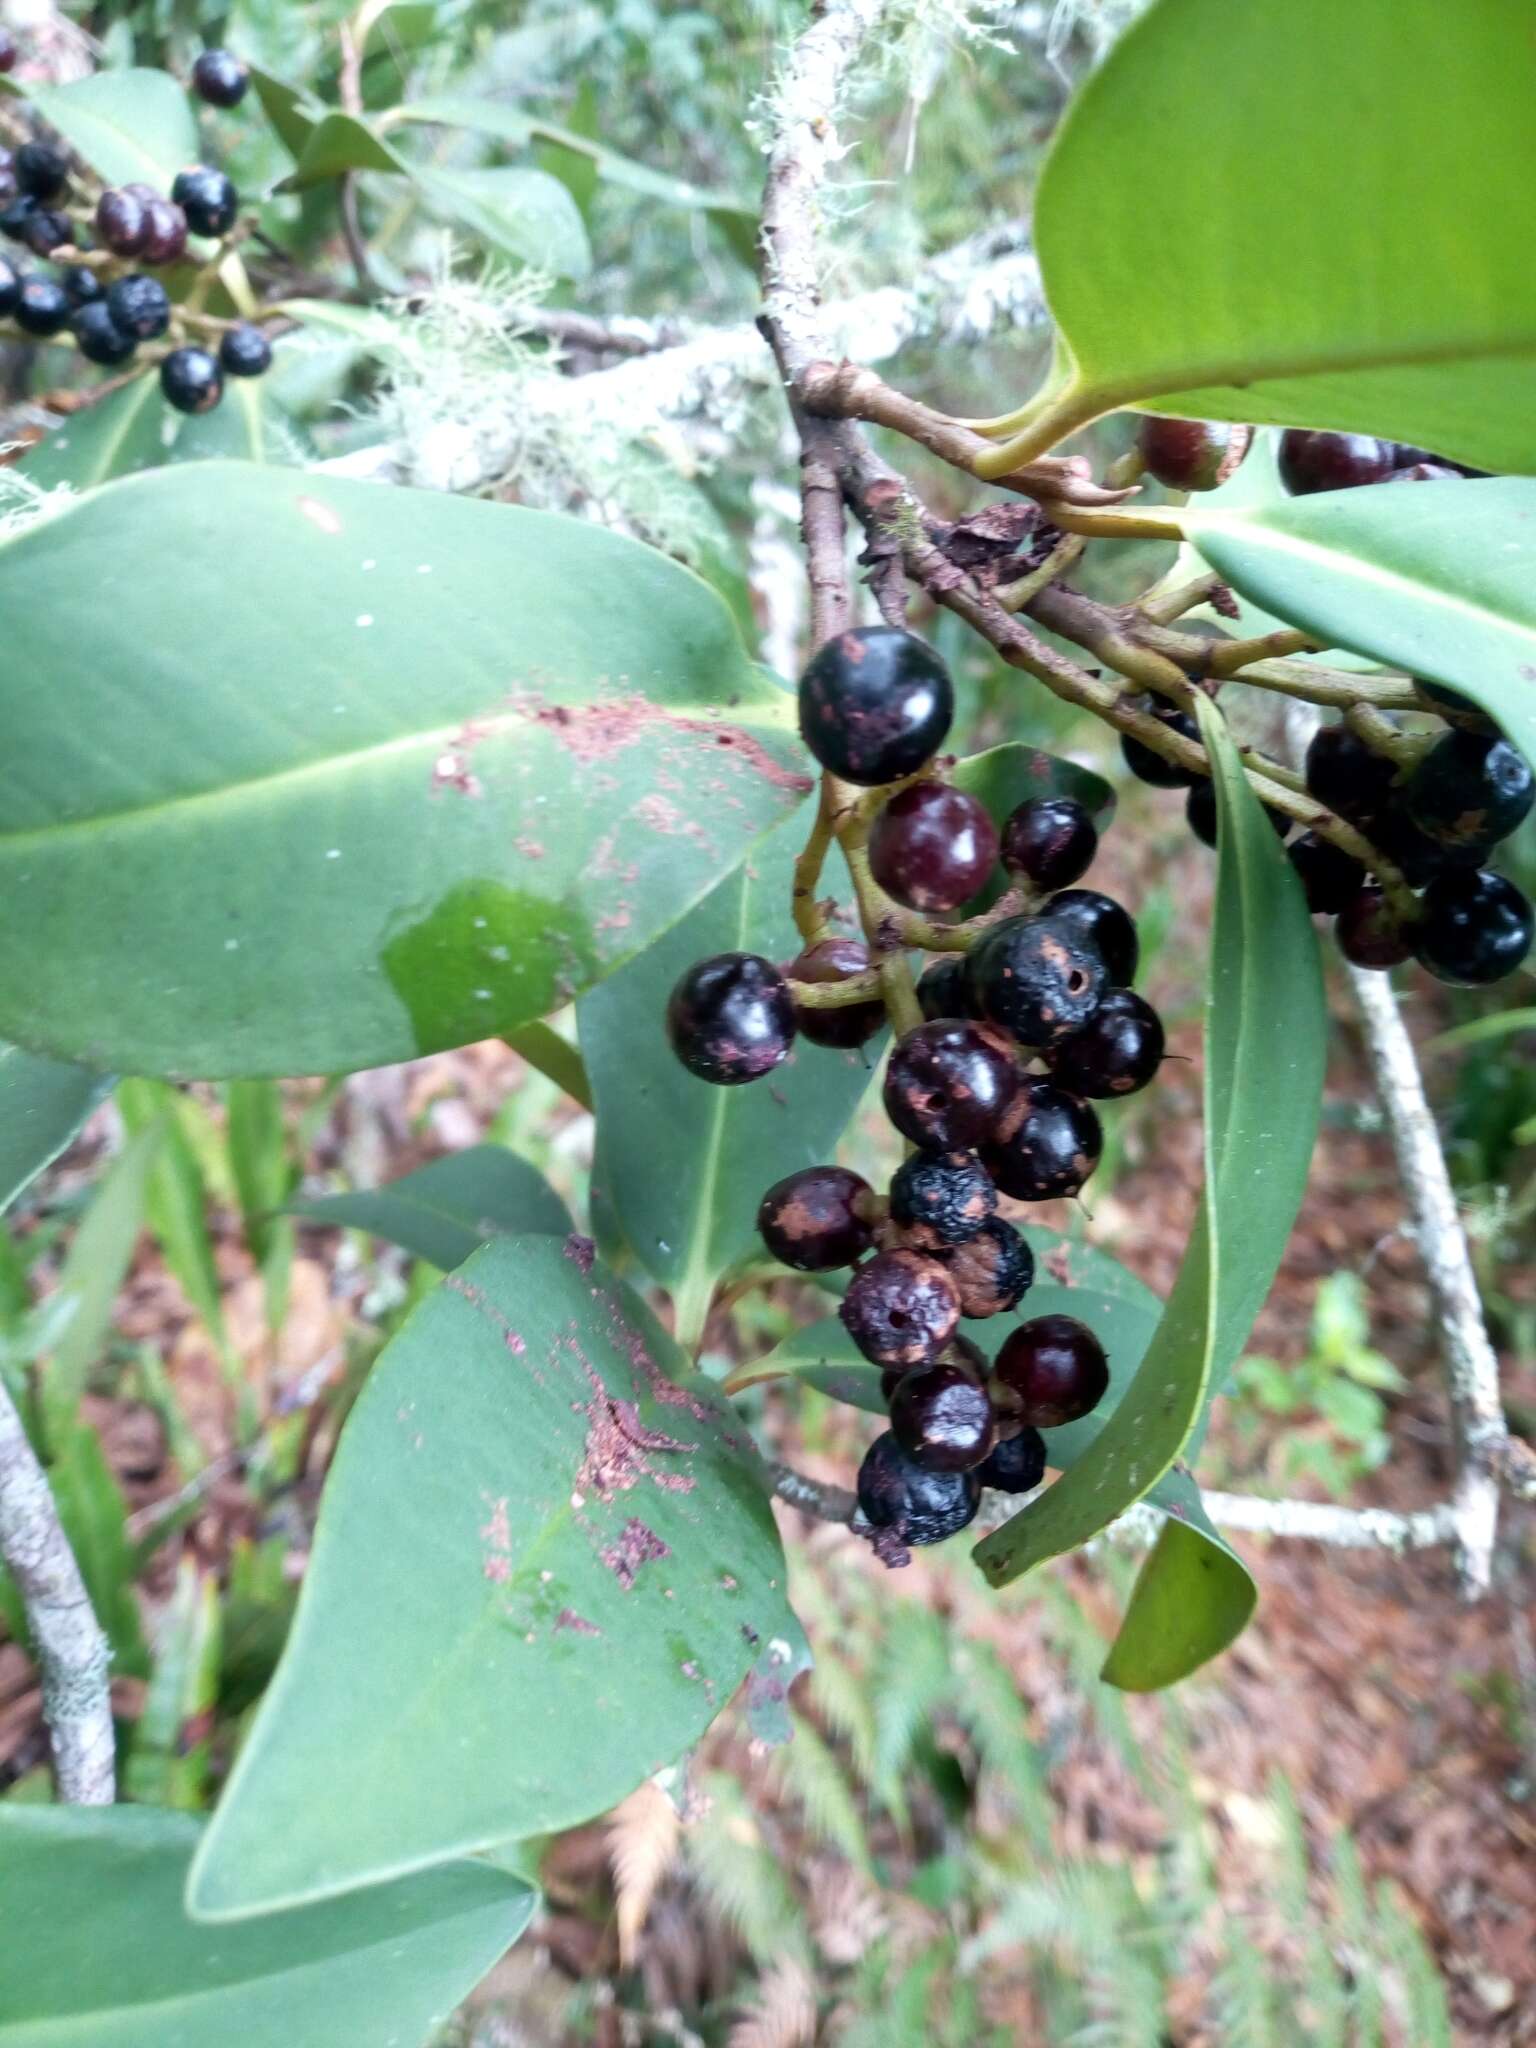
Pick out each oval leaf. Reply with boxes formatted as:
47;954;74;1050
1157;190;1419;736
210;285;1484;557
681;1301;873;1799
414;165;591;279
288;1144;571;1269
1101;1504;1257;1693
0;463;808;1079
187;1234;798;1918
20;377;171;492
1030;0;1536;473
0;1805;531;2045
0;1039;107;1214
12;68;198;188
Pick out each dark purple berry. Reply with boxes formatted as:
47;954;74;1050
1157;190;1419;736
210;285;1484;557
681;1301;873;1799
0;29;16;72
665;952;796;1085
0;255;19;318
797;626;953;787
192;48;250;108
105;273;170;339
1414;680;1495;734
1409;870;1533;987
840;1249;960;1368
882;1019;1018;1150
14;276;69;336
60;264;100;307
219;321;271;377
1335;884;1411;970
138;197;188;265
1303;724;1399;828
1185;777;1290;847
974;1425;1047;1494
983;1081;1102;1204
71;299;135;366
20;206;70;255
1287;831;1367;915
788;936;885;1049
856;1431;980;1549
890;1361;996;1472
14;142;68;202
966;912;1108;1047
889;1149;996;1247
95;188;148;256
1137;415;1250;491
1278;429;1400;495
1121;702;1202;788
991;1314;1108;1428
945;1215;1034;1319
1044;889;1140;987
758;1164;873;1271
1404;731;1534;850
171;165;239;238
916;954;975;1021
868;781;998;912
1046;988;1165;1099
1000;795;1098;890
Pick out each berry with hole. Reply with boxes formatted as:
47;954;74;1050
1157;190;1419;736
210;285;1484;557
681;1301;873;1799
192;48;249;107
856;1431;980;1548
1045;987;1165;1098
966;911;1108;1047
868;780;998;911
1335;884;1411;970
1137;415;1250;491
991;1314;1109;1427
1278;429;1400;494
890;1360;996;1472
797;625;953;786
666;952;796;1085
1287;830;1366;915
14;276;69;336
788;936;885;1049
840;1249;960;1367
1409;870;1533;986
1000;794;1098;890
14;142;68;202
1043;888;1140;986
882;1018;1018;1149
758;1164;873;1271
889;1148;996;1247
975;1424;1047;1494
1404;730;1534;850
1120;701;1202;788
171;165;238;238
945;1214;1035;1318
219;322;272;377
983;1080;1102;1203
71;299;135;365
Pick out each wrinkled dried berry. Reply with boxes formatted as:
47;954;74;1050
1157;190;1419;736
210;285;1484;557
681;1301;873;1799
984;1081;1102;1203
882;1019;1018;1149
856;1431;980;1549
1335;884;1411;970
666;952;796;1085
1000;794;1098;891
788;936;885;1049
1409;869;1533;986
966;911;1107;1047
992;1314;1109;1427
889;1148;996;1247
1403;730;1534;850
1046;987;1165;1098
797;625;953;787
1287;831;1366;915
840;1249;960;1367
758;1164;873;1271
890;1360;996;1472
1044;889;1139;988
1120;701;1202;788
945;1215;1035;1318
1137;415;1250;491
975;1424;1047;1494
868;779;998;911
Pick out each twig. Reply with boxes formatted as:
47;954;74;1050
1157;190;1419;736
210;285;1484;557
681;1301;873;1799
0;1378;114;1802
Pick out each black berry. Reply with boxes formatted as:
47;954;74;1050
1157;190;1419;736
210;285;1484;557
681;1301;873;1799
0;254;19;318
882;1019;1018;1150
1409;870;1533;987
1278;429;1400;495
161;344;224;414
916;954;975;1021
1046;987;1165;1099
1185;777;1290;847
840;1249;960;1367
105;273;170;339
889;1148;996;1247
192;48;250;108
991;1314;1109;1427
983;1081;1102;1203
1403;731;1534;851
1335;884;1411;970
1303;724;1398;828
1137;415;1250;491
974;1425;1047;1494
966;912;1107;1047
1000;794;1098;891
60;264;100;307
219;322;272;377
758;1164;873;1271
138;197;189;265
20;206;70;255
71;300;135;366
171;165;239;238
1121;702;1202;788
945;1215;1035;1318
890;1360;996;1472
1044;889;1140;987
797;626;953;787
14;142;68;202
868;780;998;912
1287;830;1366;915
14;276;69;336
788;936;885;1049
665;952;796;1085
95;188;148;257
856;1431;980;1549
0;194;38;241
1414;680;1495;734
0;149;13;205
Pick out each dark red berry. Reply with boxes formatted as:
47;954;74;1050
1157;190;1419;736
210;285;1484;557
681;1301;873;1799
757;1165;873;1270
992;1314;1108;1428
0;255;18;318
890;1361;996;1472
983;1081;1102;1203
0;29;17;72
138;197;188;265
1121;702;1202;788
1409;870;1533;987
219;321;272;377
797;626;953;787
1278;429;1400;495
1404;731;1534;850
20;205;70;255
1388;460;1462;483
1000;795;1098;891
840;1249;960;1367
889;1148;996;1247
71;299;135;366
1044;889;1140;987
882;1019;1018;1150
882;1336;986;1408
1287;831;1367;915
14;277;69;336
916;954;975;1021
1414;680;1495;734
1335;884;1411;970
1303;724;1399;828
192;48;250;108
945;1216;1034;1318
105;274;170;339
1046;987;1165;1098
974;1425;1047;1494
1137;415;1250;491
161;347;222;413
965;912;1107;1047
868;781;998;912
787;936;885;1049
14;142;68;202
95;187;149;257
665;952;796;1085
171;165;238;238
856;1432;980;1549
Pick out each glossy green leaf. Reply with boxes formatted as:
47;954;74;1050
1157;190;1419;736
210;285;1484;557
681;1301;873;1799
0;1805;532;2046
974;699;1325;1593
414;165;591;279
40;1125;161;1444
20;378;170;492
248;66;319;159
12;68;198;188
225;1080;293;1266
288;1145;571;1269
1101;1510;1257;1693
117;1082;228;1352
581;806;881;1349
1187;477;1536;763
188;1235;797;1918
504;1021;593;1110
0;1041;106;1215
281;109;407;187
0;462;808;1079
1030;0;1536;473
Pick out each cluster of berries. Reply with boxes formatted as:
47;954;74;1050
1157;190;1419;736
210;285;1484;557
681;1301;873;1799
668;626;1164;1554
0;48;268;414
1135;419;1534;985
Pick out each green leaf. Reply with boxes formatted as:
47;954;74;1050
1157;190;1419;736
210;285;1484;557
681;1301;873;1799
116;1081;228;1351
0;462;808;1079
0;1804;533;2045
581;806;881;1348
12;68;198;188
950;742;1115;913
40;1125;161;1443
166;378;312;467
19;377;169;492
288;1145;571;1270
1187;478;1536;764
0;1041;106;1215
1028;0;1536;474
281;109;408;187
187;1235;796;1918
121;1560;221;1809
1100;1511;1257;1694
504;1021;593;1110
1427;1008;1536;1053
974;698;1326;1602
413;165;591;279
226;1080;293;1266
248;66;320;159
